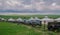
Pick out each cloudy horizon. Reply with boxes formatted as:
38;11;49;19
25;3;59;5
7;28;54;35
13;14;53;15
0;0;60;14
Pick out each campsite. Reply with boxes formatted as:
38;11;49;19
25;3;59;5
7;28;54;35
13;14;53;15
0;15;60;35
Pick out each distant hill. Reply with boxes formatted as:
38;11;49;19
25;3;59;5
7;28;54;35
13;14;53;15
0;9;60;14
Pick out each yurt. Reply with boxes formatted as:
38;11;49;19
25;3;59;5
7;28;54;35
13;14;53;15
8;18;15;22
42;16;54;24
28;17;35;22
28;17;35;24
16;18;23;22
34;17;42;25
23;19;29;24
55;18;60;22
34;17;41;20
1;18;6;21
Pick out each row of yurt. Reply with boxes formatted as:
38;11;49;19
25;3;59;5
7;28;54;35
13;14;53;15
0;16;60;24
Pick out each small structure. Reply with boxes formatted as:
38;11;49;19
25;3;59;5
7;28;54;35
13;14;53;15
28;17;35;23
28;17;42;26
23;19;29;24
1;18;6;21
42;16;54;24
34;17;41;20
16;18;23;22
28;17;36;26
29;17;35;21
34;17;42;26
0;17;6;21
8;18;15;22
55;18;60;22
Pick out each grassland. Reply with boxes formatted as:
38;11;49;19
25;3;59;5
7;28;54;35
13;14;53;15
0;22;60;35
0;15;60;35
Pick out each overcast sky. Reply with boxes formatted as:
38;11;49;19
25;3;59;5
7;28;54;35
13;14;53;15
0;0;60;14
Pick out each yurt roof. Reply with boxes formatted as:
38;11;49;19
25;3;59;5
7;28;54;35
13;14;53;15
42;16;54;22
55;18;60;20
35;17;39;19
16;18;22;20
42;17;51;20
29;17;35;20
8;18;15;20
55;18;60;22
1;18;5;20
34;17;41;20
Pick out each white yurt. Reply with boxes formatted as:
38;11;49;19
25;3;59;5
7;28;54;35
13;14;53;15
29;17;35;21
23;19;28;23
8;18;15;22
42;16;54;24
34;17;42;22
1;18;5;21
34;17;40;20
16;18;23;22
0;17;6;21
28;17;35;23
55;18;60;22
34;17;42;24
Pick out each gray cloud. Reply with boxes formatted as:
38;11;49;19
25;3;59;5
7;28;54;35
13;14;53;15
0;0;60;14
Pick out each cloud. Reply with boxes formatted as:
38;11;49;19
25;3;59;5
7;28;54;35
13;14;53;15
6;0;21;6
0;3;2;5
51;3;56;6
48;2;60;10
34;1;46;10
0;0;60;12
24;4;32;9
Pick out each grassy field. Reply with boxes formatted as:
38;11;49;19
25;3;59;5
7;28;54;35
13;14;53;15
0;22;60;35
0;15;60;35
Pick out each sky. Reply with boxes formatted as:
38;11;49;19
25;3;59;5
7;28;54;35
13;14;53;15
0;0;60;14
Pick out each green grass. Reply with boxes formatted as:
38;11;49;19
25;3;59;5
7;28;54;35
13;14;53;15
0;22;60;35
0;22;41;35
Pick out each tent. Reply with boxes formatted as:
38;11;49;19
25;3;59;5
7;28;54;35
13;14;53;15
55;18;60;22
16;18;23;22
8;18;15;22
1;18;6;21
34;17;41;20
42;16;54;24
29;17;35;21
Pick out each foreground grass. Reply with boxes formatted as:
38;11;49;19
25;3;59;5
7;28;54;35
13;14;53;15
0;22;42;35
0;22;60;35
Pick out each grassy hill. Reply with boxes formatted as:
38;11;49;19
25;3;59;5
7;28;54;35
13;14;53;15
0;22;60;35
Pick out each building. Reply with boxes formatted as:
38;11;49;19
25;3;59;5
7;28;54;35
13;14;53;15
16;18;23;22
42;16;54;24
55;18;60;22
8;18;15;22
